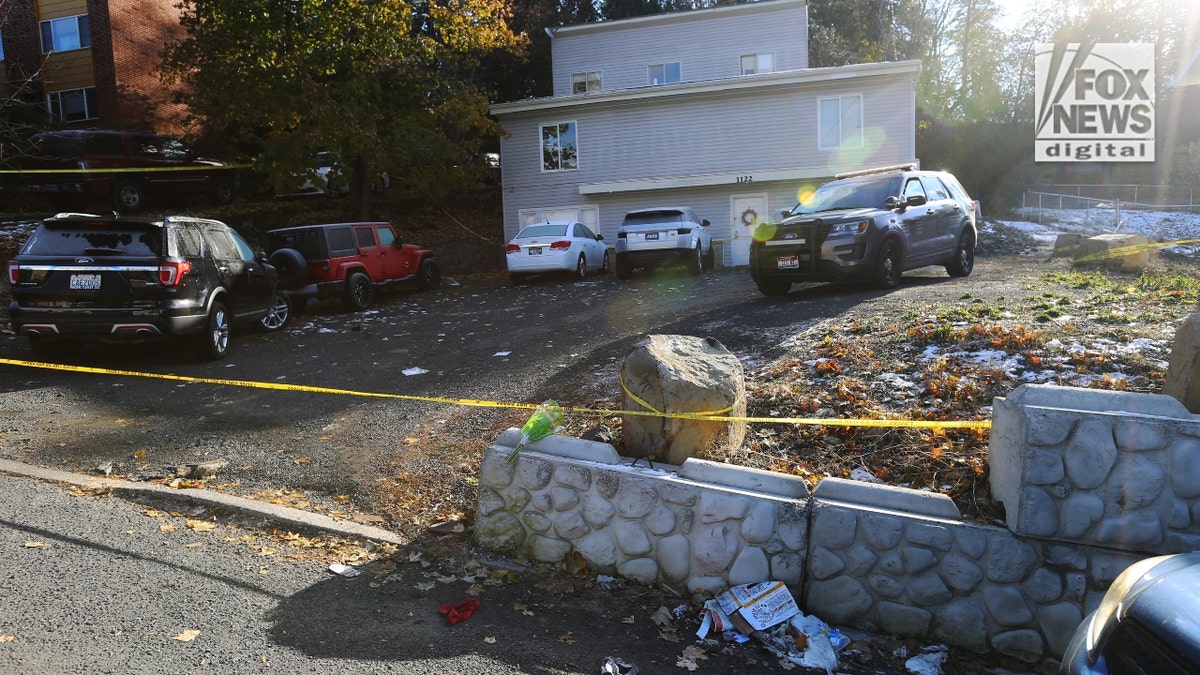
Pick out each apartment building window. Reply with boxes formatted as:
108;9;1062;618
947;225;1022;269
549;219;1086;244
46;87;98;122
541;121;578;172
1;36;5;61
741;53;774;75
648;63;681;86
571;71;602;94
40;15;91;53
818;95;863;150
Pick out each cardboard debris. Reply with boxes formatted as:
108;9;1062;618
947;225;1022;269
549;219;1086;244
714;581;801;631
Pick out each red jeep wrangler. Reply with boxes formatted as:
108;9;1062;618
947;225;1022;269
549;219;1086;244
266;222;441;311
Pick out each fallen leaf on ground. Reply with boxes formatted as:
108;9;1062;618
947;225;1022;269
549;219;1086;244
293;457;310;465
184;542;203;548
186;520;216;532
23;542;48;549
0;635;13;643
173;629;200;642
514;603;534;616
160;524;176;533
558;633;575;645
622;616;635;624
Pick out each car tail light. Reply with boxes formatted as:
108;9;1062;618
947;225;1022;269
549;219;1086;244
550;240;571;251
677;228;691;235
505;244;521;254
158;261;191;287
6;260;18;285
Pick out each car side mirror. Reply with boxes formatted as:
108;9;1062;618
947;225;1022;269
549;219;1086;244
701;219;710;227
885;196;901;210
256;251;269;263
906;194;928;207
777;208;792;220
596;234;604;241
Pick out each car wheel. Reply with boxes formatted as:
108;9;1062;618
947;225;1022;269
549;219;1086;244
615;253;633;280
259;290;290;332
946;231;976;278
755;278;791;297
703;244;716;270
872;240;903;290
601;249;612;275
687;244;703;276
344;271;374;310
269;248;308;289
574;254;587;280
112;179;145;213
210;177;237;205
196;300;230;360
416;258;441;291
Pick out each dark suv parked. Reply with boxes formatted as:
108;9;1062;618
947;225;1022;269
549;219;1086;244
19;130;239;212
6;213;288;359
749;164;979;296
266;222;440;311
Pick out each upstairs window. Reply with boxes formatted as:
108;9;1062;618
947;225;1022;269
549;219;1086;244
40;15;91;53
46;87;97;122
648;63;681;86
818;95;863;150
741;53;775;75
571;71;602;94
1;36;6;61
541;121;578;172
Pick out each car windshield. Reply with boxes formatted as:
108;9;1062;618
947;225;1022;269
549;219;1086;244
789;175;900;215
516;224;569;238
24;225;162;257
623;211;683;227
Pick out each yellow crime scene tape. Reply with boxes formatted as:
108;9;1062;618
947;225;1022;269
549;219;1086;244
0;165;249;175
1053;237;1200;261
0;357;990;430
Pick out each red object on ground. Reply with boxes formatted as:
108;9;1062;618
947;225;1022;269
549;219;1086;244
440;598;480;625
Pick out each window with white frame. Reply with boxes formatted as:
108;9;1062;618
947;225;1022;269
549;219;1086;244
541;121;578;172
40;15;91;54
571;71;602;94
46;87;98;122
648;63;681;86
740;53;774;75
818;95;863;150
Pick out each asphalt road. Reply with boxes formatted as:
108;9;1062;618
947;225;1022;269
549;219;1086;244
0;261;1048;674
0;266;873;505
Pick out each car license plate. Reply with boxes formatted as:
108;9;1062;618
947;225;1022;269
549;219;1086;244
777;256;799;269
70;273;102;290
528;247;542;255
645;233;659;241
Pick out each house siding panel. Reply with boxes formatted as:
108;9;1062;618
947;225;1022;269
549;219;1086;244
551;0;807;96
498;73;916;246
40;49;93;90
38;0;88;21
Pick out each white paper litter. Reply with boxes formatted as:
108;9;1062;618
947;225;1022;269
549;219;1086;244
493;351;511;357
905;646;948;675
402;367;429;376
328;563;360;578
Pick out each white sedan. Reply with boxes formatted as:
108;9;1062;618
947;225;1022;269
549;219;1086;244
505;221;611;284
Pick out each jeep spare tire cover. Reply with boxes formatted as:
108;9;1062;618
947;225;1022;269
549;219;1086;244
269;248;308;289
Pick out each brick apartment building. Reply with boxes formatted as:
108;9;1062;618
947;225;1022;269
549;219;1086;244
0;0;192;135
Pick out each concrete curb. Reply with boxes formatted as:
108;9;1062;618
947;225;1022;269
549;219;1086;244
0;458;407;546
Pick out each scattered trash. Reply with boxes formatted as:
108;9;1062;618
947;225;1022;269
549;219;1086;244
94;461;114;476
905;645;948;675
440;597;480;625
428;519;466;535
600;656;639;674
402;367;429;376
328;563;360;578
506;400;565;464
493;351;511;357
787;613;840;673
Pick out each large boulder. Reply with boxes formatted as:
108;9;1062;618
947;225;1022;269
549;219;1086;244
1165;310;1200;413
620;335;746;466
1073;233;1154;272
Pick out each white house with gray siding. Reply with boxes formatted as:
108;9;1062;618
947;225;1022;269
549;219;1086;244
490;0;921;266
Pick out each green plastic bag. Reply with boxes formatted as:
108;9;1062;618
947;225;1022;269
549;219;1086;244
507;400;565;463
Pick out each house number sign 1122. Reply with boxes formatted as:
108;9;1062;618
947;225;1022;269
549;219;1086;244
736;175;753;184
